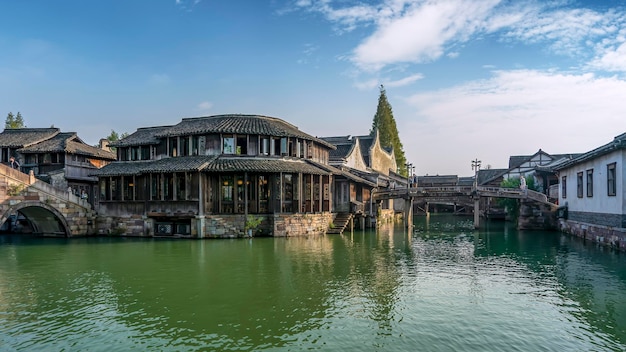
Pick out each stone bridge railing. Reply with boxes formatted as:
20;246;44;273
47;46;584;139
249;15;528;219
373;185;553;206
1;164;94;236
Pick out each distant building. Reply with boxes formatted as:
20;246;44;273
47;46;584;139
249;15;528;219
321;130;399;227
0;128;116;204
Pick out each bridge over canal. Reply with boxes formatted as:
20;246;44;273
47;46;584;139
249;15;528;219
373;185;557;228
0;164;95;237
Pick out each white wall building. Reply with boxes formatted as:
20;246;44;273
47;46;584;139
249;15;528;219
555;132;626;248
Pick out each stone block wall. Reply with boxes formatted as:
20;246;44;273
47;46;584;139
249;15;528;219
559;219;626;251
518;200;557;230
96;215;148;237
376;208;398;227
273;212;333;237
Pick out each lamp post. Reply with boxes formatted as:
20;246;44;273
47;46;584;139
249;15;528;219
405;162;414;189
471;158;481;229
471;158;481;188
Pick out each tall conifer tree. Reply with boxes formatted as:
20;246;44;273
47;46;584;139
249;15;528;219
370;85;407;175
5;112;25;129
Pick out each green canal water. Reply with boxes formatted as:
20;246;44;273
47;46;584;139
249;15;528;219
1;215;626;351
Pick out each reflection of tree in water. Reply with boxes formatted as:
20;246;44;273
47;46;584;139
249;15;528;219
334;223;406;340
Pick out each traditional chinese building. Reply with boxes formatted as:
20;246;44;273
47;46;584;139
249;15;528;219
92;114;348;238
0;127;116;204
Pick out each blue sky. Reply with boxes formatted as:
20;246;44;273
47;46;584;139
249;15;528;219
1;0;625;176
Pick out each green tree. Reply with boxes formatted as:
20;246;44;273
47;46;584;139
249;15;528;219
370;85;407;175
104;130;129;152
498;175;535;221
5;111;25;129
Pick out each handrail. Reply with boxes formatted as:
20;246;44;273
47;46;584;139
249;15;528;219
1;164;91;210
373;185;554;205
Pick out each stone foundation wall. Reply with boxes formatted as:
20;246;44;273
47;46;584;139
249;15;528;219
96;215;149;237
559;219;626;251
95;213;332;238
518;200;557;230
376;209;398;227
273;212;333;237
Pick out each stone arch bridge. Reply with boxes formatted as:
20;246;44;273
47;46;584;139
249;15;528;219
0;164;95;237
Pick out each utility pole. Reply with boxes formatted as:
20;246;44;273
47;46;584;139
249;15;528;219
471;158;481;229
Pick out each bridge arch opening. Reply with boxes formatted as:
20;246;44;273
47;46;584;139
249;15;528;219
0;202;71;237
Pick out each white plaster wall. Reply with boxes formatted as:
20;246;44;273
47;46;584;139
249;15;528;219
559;149;624;215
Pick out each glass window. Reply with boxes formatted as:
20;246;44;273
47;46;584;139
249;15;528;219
111;178;119;201
123;177;134;200
100;179;108;201
260;137;269;155
561;176;567;199
169;137;178;157
164;174;173;200
176;173;186;200
221;175;234;213
180;136;189;156
280;138;288;156
282;174;293;212
586;169;593;197
223;136;235;154
236;136;247;155
192;136;199;156
151;174;161;200
608;163;616;196
131;147;139;161
141;146;151;160
577;172;583;198
259;175;269;213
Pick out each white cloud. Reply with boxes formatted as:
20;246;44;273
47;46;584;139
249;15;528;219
402;70;626;175
197;101;213;111
591;42;626;72
293;1;626;73
354;73;423;90
352;0;499;70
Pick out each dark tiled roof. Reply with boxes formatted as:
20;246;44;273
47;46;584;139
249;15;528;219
555;132;626;170
92;155;332;176
204;157;331;175
477;168;508;185
329;144;354;160
91;156;217;176
358;135;374;156
320;136;351;144
110;126;172;147
0;128;60;148
157;114;336;149
307;160;377;187
320;136;354;161
18;132;116;160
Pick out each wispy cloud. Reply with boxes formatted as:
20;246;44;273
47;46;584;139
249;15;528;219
175;0;202;11
403;69;626;174
354;72;423;90
290;0;626;73
196;101;213;111
297;43;320;65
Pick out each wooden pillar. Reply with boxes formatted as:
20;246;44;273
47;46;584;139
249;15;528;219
198;173;204;217
404;197;413;228
473;199;480;229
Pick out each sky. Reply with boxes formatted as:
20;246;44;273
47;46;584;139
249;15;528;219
1;0;625;176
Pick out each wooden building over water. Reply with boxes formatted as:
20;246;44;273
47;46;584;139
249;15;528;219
92;114;379;238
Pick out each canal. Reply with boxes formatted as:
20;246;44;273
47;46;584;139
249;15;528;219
1;215;626;351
